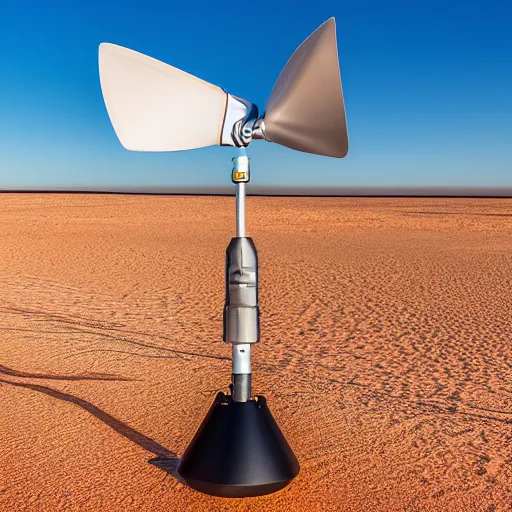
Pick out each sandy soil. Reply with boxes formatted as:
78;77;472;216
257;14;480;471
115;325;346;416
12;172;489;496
1;194;511;512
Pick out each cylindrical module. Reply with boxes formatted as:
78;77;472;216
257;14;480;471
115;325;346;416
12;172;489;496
223;237;260;344
223;236;260;401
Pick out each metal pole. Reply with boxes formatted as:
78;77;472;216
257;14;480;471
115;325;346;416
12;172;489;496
232;344;251;402
227;153;255;402
235;182;246;238
234;177;249;400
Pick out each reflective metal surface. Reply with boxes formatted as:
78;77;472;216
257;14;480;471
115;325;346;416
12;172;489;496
264;18;349;158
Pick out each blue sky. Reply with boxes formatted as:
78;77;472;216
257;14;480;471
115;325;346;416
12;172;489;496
0;0;510;188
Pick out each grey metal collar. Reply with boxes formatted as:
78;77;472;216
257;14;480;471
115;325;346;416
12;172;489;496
221;94;259;147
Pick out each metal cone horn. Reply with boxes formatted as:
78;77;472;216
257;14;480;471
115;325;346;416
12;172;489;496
262;18;348;158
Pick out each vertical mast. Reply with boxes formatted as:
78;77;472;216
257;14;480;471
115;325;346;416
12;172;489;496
225;151;257;402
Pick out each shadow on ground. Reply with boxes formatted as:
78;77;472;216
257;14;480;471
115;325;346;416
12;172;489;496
0;363;133;381
0;377;181;480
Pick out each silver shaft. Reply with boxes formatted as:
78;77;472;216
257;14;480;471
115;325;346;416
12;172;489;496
232;344;251;373
232;344;251;402
233;180;250;401
232;155;250;401
235;182;246;238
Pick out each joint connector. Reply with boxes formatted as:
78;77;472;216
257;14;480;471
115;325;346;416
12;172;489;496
232;155;250;183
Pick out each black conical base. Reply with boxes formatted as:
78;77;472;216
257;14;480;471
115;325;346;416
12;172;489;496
177;392;300;498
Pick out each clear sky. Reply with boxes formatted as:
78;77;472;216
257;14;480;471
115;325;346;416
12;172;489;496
1;0;510;189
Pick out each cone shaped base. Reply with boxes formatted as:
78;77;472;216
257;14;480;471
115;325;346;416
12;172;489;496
177;392;300;498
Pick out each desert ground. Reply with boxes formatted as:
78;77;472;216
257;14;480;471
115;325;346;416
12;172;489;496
1;194;511;512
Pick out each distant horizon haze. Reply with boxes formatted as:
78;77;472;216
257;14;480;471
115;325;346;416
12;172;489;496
1;186;512;198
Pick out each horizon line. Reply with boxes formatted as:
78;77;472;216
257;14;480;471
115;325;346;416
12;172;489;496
1;186;512;198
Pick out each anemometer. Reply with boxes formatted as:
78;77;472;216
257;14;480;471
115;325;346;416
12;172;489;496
99;17;348;498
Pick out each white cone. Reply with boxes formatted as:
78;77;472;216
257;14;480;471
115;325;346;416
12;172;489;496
99;43;228;151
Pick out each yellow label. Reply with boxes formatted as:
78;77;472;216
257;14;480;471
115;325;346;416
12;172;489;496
234;171;246;181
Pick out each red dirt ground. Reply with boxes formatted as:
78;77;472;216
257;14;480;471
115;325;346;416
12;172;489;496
1;194;511;511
